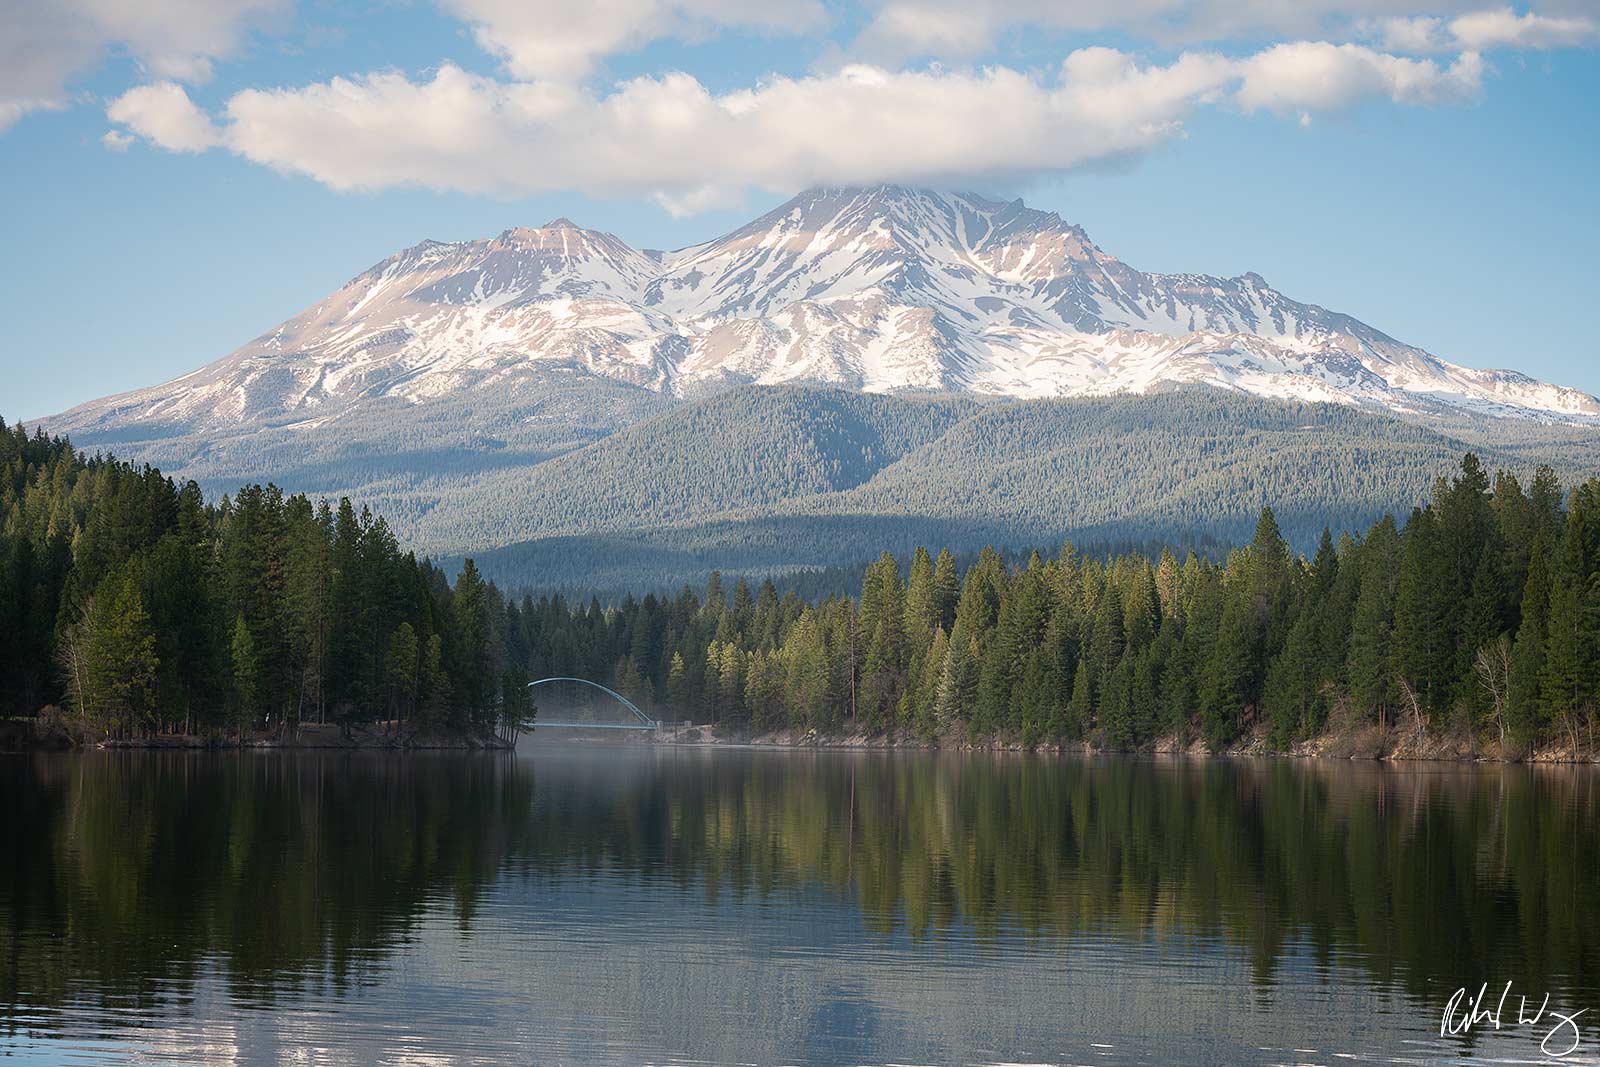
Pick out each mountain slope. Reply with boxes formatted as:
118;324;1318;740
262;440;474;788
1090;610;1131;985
40;186;1600;573
51;185;1599;446
459;387;1600;593
451;388;980;543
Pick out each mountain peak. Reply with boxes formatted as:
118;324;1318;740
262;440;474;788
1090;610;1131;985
49;190;1600;435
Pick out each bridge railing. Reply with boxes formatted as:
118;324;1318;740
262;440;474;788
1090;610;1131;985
524;677;659;730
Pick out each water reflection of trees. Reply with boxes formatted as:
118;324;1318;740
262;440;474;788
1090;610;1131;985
0;752;535;1031
516;751;1600;1000
3;750;1597;1035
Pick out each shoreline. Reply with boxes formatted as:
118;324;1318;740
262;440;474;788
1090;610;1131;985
644;722;1600;765
9;717;1596;764
1;716;512;754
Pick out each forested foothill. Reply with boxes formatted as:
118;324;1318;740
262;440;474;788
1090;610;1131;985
3;415;1598;758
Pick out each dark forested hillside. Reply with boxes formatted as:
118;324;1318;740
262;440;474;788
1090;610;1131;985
465;388;1600;592
445;387;982;541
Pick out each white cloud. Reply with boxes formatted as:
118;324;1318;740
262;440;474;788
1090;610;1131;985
106;82;222;152
857;0;1185;62
100;128;134;151
0;97;64;133
1235;42;1483;112
0;0;285;132
1449;7;1599;48
854;1;1600;59
1368;7;1598;50
440;0;827;82
1365;15;1452;51
106;42;1486;212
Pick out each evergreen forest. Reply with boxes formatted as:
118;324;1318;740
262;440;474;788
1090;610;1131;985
4;416;1599;755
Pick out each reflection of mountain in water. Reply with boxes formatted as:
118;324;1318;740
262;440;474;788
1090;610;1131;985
3;749;1599;1065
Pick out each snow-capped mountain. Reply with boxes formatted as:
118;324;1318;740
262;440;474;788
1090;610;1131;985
51;185;1600;438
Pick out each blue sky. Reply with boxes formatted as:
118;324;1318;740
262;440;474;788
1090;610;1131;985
4;0;1598;421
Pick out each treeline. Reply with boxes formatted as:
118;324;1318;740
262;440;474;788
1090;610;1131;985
6;413;1599;754
0;421;531;739
500;452;1599;754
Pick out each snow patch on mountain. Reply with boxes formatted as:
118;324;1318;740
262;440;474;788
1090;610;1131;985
50;186;1600;437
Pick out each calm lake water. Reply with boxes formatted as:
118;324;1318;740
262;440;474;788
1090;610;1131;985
3;745;1598;1066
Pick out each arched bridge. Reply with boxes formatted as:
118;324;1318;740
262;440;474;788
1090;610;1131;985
525;677;659;731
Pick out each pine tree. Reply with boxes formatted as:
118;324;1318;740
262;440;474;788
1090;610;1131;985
1458;548;1505;717
1506;534;1551;741
1393;507;1448;721
718;642;745;724
859;554;907;728
1087;584;1125;700
385;622;419;724
1124;562;1160;651
1348;516;1400;724
904;546;938;647
83;569;160;737
665;651;689;718
935;636;978;731
1067;658;1092;739
1540;495;1600;748
418;634;450;730
1131;647;1160;743
452;559;492;730
1155;548;1182;621
1202;596;1252;746
745;650;784;730
1263;609;1318;745
702;642;724;721
914;626;950;739
229;613;257;741
1540;582;1586;747
1102;654;1135;748
780;610;829;730
931;548;960;632
500;664;535;739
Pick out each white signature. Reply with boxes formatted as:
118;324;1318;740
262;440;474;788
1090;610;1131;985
1442;981;1590;1057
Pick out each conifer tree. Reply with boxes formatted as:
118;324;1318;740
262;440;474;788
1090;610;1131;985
1348;517;1400;723
85;569;160;738
1506;533;1551;740
1067;659;1092;739
931;548;960;632
229;613;256;741
1393;507;1448;719
914;626;949;738
904;546;938;646
385;622;419;724
665;652;689;717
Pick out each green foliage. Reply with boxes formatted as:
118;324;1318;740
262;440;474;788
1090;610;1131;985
81;568;161;736
230;614;257;738
7;414;1597;756
0;420;522;740
464;387;1600;595
450;453;1597;756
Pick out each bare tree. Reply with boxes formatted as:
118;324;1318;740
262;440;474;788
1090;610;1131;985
1474;636;1513;753
1397;677;1427;746
54;594;97;732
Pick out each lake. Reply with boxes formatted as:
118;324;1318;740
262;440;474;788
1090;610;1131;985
3;745;1598;1066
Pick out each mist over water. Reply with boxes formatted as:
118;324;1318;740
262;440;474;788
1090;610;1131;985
3;747;1598;1065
